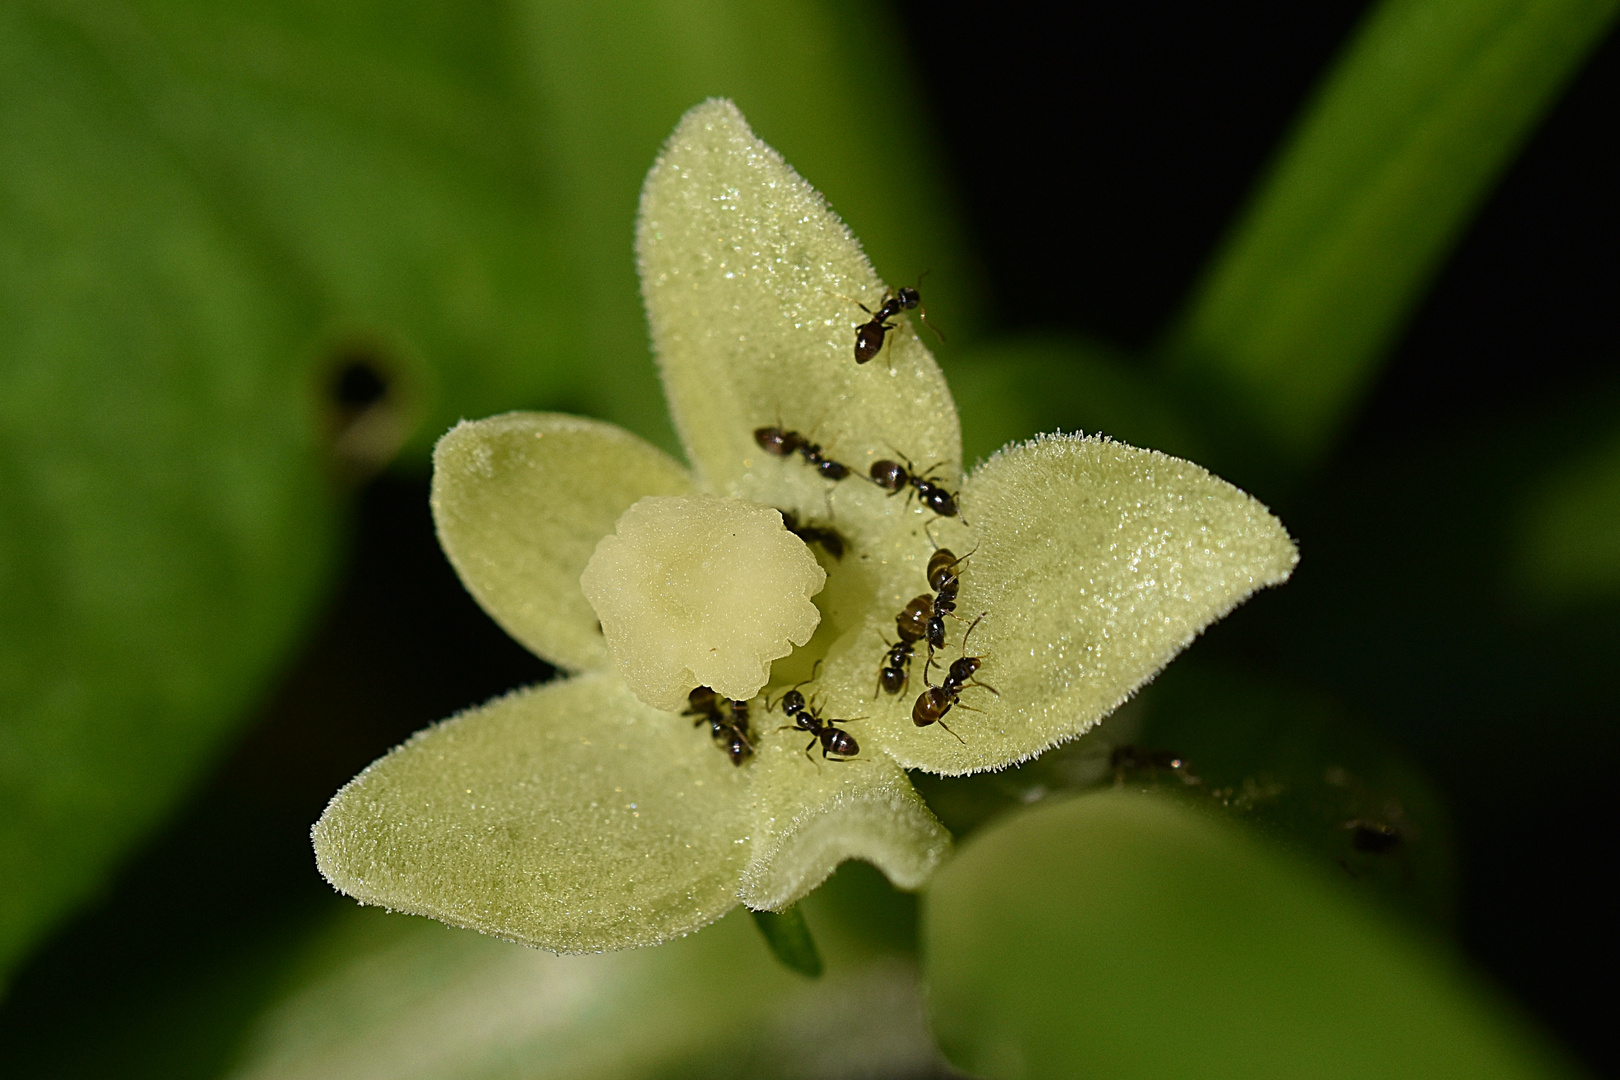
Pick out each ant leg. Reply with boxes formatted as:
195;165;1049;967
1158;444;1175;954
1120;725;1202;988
968;677;1000;698
935;717;967;745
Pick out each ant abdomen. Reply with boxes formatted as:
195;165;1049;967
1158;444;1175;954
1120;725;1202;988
869;460;907;492
896;594;933;643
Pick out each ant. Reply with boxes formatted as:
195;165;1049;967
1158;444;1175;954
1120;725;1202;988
852;275;941;364
878;547;972;695
684;686;754;765
911;614;996;742
754;426;851;481
779;509;846;559
772;667;861;762
922;546;977;667
868;453;959;519
875;636;915;696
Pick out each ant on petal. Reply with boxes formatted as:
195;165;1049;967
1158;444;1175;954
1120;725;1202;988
772;663;861;763
684;686;754;765
753;425;852;481
868;452;959;520
911;614;995;743
852;274;942;364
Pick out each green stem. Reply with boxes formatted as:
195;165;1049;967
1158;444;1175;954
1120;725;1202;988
750;905;824;978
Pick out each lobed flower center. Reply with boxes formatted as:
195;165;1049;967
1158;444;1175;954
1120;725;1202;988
580;494;826;711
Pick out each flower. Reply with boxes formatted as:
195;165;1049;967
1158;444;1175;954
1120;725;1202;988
312;99;1298;953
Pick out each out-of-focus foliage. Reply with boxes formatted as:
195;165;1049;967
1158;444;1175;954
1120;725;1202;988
1164;0;1618;471
0;0;967;986
914;656;1458;932
225;865;935;1080
0;1;340;981
924;791;1579;1080
1517;415;1620;604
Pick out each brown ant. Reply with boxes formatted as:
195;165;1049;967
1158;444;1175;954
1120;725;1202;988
778;509;845;559
911;614;995;742
868;452;959;519
922;547;978;669
852;275;941;364
878;547;972;695
772;671;861;762
684;686;754;765
875;636;915;696
754;426;851;481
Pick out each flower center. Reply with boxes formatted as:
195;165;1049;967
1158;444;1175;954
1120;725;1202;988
580;494;826;711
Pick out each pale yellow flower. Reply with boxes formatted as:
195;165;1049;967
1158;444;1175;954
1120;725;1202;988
313;100;1297;952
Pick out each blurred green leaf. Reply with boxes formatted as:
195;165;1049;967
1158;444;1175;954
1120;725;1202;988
223;868;938;1080
1135;661;1457;930
943;336;1207;466
913;659;1457;930
923;791;1579;1080
0;3;339;983
1165;0;1618;469
1516;419;1620;604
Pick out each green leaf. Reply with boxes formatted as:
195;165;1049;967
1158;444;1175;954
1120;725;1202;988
750;906;824;978
1165;0;1619;466
228;888;943;1080
0;3;339;982
943;337;1208;467
1515;420;1620;605
1130;661;1459;931
923;791;1580;1080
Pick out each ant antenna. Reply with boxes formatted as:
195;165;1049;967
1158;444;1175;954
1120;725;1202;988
911;270;946;345
960;613;987;655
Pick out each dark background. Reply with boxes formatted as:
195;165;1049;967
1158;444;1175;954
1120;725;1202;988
2;4;1615;1077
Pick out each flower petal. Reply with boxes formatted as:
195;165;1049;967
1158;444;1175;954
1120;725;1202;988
312;671;751;952
432;413;691;672
847;433;1299;775
637;99;961;542
738;731;952;911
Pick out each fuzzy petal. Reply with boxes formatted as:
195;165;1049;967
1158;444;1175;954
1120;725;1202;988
312;672;751;952
432;413;691;672
738;727;952;911
637;99;960;554
855;433;1298;775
